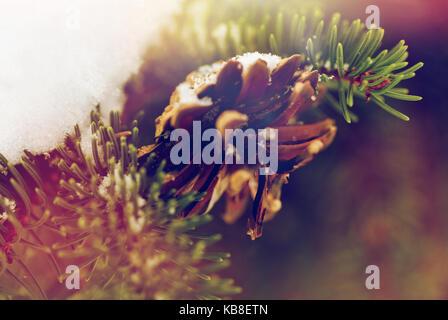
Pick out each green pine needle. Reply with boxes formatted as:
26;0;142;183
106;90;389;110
160;2;423;124
0;108;240;300
370;93;410;121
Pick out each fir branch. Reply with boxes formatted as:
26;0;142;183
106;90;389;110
0;108;240;300
143;0;422;124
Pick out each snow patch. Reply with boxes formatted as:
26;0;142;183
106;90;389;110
176;83;213;107
0;0;180;163
233;52;282;72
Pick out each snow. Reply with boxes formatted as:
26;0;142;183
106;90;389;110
192;61;225;90
176;53;282;107
0;0;180;163
174;61;223;108
176;83;213;106
233;52;282;72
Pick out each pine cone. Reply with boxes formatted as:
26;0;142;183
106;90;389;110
144;52;337;239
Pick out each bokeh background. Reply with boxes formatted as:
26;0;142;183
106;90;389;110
125;0;448;299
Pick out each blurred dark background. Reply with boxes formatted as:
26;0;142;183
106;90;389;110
129;0;448;299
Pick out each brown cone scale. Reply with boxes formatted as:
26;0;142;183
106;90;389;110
142;53;337;239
